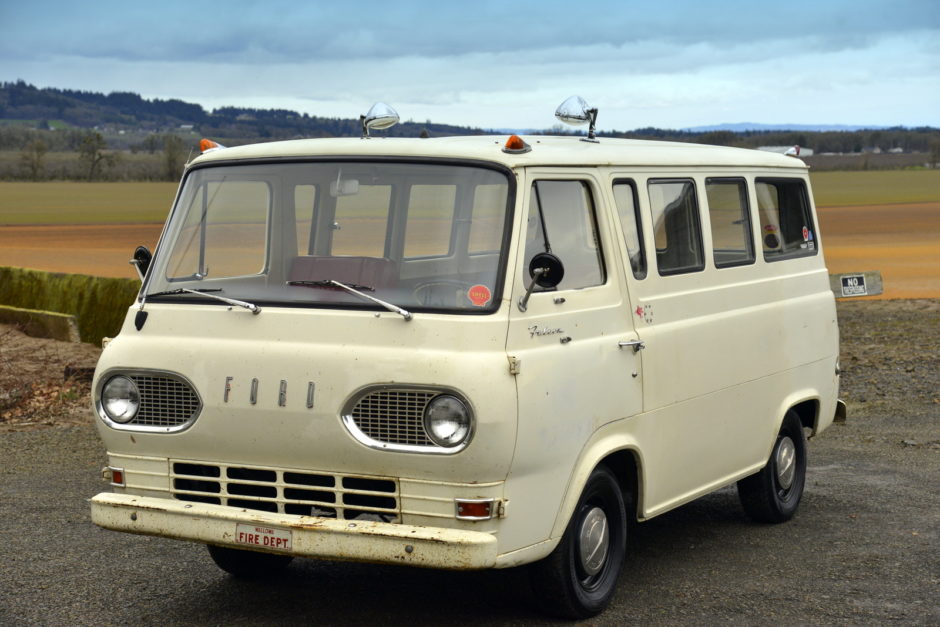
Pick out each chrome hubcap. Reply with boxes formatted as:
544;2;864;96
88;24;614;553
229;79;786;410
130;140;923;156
578;506;609;576
775;436;796;490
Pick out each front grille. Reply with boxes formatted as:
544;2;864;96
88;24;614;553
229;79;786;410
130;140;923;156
131;375;201;427
171;461;399;522
349;389;436;447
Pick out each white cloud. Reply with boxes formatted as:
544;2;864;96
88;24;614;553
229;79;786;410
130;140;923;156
1;4;936;129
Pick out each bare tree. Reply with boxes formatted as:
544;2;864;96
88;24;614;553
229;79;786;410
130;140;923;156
163;134;187;180
19;138;48;180
78;132;116;180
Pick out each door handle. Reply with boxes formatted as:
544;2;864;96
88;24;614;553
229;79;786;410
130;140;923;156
618;339;645;353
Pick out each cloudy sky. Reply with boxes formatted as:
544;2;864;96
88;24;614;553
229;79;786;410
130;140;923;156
1;0;937;131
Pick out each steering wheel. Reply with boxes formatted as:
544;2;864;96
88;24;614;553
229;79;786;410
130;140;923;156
412;280;475;307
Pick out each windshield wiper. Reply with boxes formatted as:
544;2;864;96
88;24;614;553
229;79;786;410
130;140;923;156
288;279;412;321
288;280;374;292
145;287;261;315
146;288;222;298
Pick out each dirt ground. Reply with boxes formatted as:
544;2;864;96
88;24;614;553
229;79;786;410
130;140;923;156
0;222;163;279
0;323;101;431
817;202;940;299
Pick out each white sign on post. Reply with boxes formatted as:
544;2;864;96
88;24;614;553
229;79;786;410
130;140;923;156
840;274;868;297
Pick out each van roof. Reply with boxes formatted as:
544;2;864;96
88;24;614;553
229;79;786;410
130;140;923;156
191;135;807;170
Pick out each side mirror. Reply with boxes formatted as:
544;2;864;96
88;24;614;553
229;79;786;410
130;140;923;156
130;245;152;282
518;252;564;312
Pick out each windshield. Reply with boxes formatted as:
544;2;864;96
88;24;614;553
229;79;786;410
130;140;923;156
145;161;513;313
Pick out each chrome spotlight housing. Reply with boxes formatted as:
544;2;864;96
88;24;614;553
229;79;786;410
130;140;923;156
360;102;400;138
555;95;599;142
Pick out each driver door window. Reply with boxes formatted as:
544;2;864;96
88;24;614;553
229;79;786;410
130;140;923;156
523;180;605;291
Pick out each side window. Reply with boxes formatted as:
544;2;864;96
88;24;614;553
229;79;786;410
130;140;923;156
705;178;754;268
611;180;647;279
404;185;456;258
755;178;817;260
167;180;269;279
524;180;605;291
294;184;317;255
648;179;704;275
332;185;391;256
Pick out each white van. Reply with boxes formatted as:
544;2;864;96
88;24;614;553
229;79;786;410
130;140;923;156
91;100;844;618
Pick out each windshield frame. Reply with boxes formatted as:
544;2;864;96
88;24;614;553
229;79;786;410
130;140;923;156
141;156;517;316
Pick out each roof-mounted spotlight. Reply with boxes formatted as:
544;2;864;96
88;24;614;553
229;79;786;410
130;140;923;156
360;102;400;139
555;95;599;143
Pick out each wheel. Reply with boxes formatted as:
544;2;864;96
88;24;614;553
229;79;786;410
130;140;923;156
528;466;627;619
206;544;293;578
737;409;807;523
412;280;473;307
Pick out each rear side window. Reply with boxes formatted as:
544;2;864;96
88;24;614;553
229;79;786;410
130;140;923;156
755;178;817;260
524;180;605;291
612;180;647;279
648;179;704;275
705;178;754;268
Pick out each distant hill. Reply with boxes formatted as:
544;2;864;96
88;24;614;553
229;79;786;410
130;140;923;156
0;80;482;144
684;122;890;133
1;80;938;158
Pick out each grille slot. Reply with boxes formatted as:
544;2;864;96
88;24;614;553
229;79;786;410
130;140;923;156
171;461;399;522
348;389;436;447
131;375;201;427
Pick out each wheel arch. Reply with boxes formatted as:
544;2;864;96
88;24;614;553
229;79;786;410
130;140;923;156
790;398;819;433
548;428;644;540
755;392;819;463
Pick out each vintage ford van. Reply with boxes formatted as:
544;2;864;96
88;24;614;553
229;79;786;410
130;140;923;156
91;99;844;618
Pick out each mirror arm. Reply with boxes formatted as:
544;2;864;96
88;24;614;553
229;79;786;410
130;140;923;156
583;108;599;143
129;257;146;282
517;267;547;313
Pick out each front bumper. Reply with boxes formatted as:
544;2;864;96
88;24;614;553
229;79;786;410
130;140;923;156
90;492;498;570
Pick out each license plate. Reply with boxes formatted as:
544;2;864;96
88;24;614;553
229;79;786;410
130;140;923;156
234;523;293;551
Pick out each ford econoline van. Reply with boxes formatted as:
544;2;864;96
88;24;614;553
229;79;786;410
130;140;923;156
91;100;844;618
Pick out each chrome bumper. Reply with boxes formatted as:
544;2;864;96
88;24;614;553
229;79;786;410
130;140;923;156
90;492;498;570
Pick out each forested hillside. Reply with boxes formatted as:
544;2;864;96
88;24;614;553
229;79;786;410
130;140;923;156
1;80;938;181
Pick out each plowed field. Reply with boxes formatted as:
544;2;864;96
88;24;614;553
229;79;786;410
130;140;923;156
0;202;937;298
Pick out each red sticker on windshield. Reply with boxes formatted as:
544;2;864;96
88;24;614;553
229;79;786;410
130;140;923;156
468;284;492;307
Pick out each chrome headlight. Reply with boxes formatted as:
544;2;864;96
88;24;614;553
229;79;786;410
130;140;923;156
423;394;472;448
101;376;140;423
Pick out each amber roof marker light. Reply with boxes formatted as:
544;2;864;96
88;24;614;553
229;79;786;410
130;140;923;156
555;95;599;143
502;134;532;154
199;138;226;154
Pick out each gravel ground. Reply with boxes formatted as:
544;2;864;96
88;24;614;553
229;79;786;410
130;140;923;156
0;299;937;625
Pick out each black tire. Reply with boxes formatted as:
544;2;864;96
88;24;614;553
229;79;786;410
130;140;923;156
528;466;627;619
206;544;293;578
737;409;807;523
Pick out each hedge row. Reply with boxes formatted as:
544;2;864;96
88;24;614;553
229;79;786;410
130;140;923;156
0;266;139;346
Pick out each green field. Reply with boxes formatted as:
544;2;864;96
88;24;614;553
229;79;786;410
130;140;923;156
809;170;940;206
1;171;937;226
0;181;177;224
